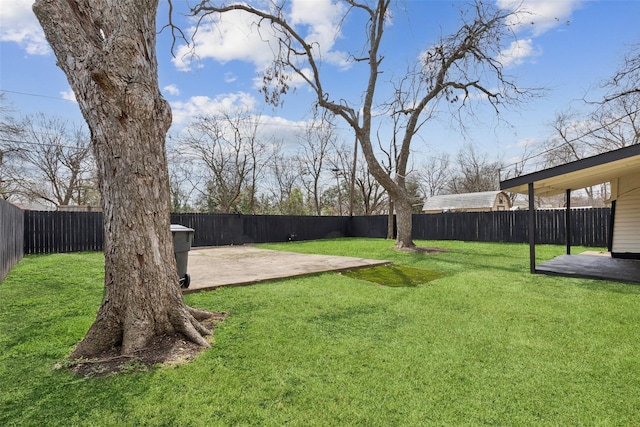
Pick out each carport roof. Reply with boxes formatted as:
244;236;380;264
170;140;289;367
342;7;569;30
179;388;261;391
500;144;640;197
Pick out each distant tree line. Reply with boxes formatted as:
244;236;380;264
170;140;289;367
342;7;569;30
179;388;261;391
1;94;500;214
2;38;639;214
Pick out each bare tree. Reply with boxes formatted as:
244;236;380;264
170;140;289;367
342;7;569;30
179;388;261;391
417;153;451;198
2;114;97;207
545;43;640;165
545;99;639;171
269;143;303;214
0;94;23;201
498;140;535;205
181;110;268;213
167;140;197;212
320;174;346;216
587;95;640;150
33;0;215;364
188;0;534;248
604;43;640;104
295;118;336;216
328;139;387;216
447;144;502;194
538;43;640;207
593;43;640;151
353;157;388;215
542;111;610;205
328;141;357;216
543;112;592;167
376;93;418;237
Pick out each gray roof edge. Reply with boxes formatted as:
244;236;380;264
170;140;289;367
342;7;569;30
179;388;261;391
500;144;640;190
423;191;506;210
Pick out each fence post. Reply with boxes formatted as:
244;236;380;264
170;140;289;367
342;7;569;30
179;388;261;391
528;183;536;274
0;199;25;282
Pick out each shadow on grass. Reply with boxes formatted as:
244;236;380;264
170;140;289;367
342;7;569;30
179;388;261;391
344;264;444;287
541;274;640;295
0;253;160;425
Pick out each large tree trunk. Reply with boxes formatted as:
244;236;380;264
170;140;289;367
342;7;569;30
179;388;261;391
394;198;415;249
387;199;395;240
356;132;415;248
33;0;212;358
392;169;415;249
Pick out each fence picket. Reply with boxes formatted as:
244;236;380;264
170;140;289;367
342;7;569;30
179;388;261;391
0;199;24;282
14;208;611;255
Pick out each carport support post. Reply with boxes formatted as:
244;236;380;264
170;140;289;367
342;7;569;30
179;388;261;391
528;183;536;274
566;189;571;255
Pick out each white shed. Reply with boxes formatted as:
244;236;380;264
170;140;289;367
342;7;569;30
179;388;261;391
422;191;511;214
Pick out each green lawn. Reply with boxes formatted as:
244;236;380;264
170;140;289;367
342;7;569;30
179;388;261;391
1;239;639;426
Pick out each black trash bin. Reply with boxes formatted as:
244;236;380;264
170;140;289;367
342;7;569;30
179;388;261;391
170;224;194;288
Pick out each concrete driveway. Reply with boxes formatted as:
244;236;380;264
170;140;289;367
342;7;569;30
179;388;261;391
182;245;390;293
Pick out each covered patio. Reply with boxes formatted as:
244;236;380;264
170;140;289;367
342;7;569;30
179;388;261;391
500;144;640;284
535;253;640;283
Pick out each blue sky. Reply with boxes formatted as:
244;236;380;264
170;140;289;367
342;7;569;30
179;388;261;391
1;0;639;171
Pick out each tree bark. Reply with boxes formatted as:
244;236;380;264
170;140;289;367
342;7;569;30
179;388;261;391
394;198;414;249
387;199;394;240
33;0;212;358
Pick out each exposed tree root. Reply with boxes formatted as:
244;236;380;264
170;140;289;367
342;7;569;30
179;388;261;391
66;309;228;377
172;307;212;348
395;241;416;249
188;306;218;321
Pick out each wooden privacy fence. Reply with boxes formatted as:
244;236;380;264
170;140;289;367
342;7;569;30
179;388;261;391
21;208;611;255
170;213;352;247
24;210;104;254
0;199;24;282
412;208;611;247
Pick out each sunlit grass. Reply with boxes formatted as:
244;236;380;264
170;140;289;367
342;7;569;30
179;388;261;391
344;264;444;287
1;239;639;426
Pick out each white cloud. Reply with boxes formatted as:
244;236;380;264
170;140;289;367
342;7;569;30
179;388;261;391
163;84;181;96
60;89;77;102
169;92;258;124
288;0;350;68
172;0;350;72
0;0;49;55
170;93;316;146
496;38;538;67
507;136;538;151
254;114;311;147
224;73;237;83
172;10;279;72
493;0;581;67
497;0;582;37
170;97;311;153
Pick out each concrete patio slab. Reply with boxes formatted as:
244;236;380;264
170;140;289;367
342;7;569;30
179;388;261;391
182;245;390;293
536;253;640;283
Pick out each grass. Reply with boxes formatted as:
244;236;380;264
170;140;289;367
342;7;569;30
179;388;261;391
344;264;444;287
1;239;640;426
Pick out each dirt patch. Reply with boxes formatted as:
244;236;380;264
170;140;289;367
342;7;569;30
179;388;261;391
393;246;450;254
64;312;228;377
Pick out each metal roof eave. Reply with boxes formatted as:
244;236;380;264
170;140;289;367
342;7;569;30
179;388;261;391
500;145;640;196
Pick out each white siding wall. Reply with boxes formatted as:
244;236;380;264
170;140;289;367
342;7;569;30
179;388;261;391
612;175;640;254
